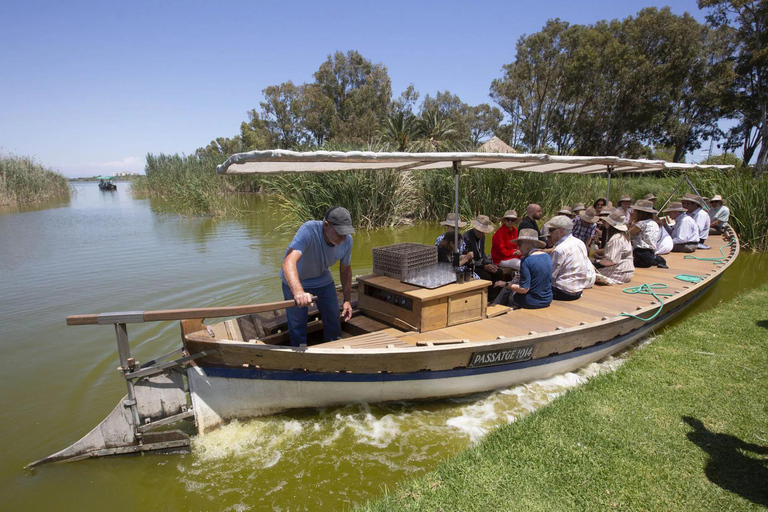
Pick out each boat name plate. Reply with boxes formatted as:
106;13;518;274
468;345;534;367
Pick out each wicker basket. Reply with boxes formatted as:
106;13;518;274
372;243;438;280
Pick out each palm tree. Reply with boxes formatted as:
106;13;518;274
414;110;458;151
378;112;418;151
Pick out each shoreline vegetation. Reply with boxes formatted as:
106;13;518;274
359;281;768;511
0;154;70;206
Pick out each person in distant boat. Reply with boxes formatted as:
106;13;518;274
491;210;521;271
493;229;552;309
628;199;660;268
594;210;635;285
708;195;729;235
519;204;543;238
463;215;504;299
281;206;354;346
547;215;596;300
661;202;698;253
681;194;711;250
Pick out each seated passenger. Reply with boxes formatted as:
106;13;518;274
708;195;729;235
492;229;552;309
616;195;633;222
594;210;635;285
436;230;473;266
572;207;598;246
682;193;710;249
491;210;521;271
463;215;504;299
593;197;607;215
656;224;673;256
571;203;586;216
661;202;698;253
546;215;596;301
628;199;659;268
558;206;575;219
643;193;657;205
519;204;543;238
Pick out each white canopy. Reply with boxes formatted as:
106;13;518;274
217;149;733;175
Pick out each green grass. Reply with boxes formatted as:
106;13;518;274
359;282;768;511
0;154;70;205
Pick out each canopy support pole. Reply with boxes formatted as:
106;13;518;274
453;161;460;268
658;174;688;213
605;165;614;202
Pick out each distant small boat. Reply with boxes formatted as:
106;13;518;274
98;176;117;190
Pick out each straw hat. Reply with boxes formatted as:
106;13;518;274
440;212;467;227
578;206;598;224
471;215;495;233
603;209;628;231
681;193;705;208
571;202;586;212
710;195;725;203
632;199;658;214
598;207;613;217
502;209;518;220
643;193;657;201
663;201;687;213
547;215;574;231
618;195;632;204
511;228;546;248
558;206;573;216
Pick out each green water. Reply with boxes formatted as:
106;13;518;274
1;183;766;511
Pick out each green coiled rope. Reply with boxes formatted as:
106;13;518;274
674;274;705;284
619;283;672;322
683;241;734;266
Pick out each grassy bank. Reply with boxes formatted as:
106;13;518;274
360;282;768;511
0;154;70;205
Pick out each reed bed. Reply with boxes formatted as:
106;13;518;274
0;154;70;205
132;154;239;217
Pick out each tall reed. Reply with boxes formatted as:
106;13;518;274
132;154;237;217
0;154;70;205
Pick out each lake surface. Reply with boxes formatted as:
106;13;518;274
2;182;766;511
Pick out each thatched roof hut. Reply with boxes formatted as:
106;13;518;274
477;136;516;153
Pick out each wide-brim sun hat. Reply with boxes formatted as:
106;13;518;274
440;212;467;227
511;228;546;248
471;215;495;233
618;195;632;203
571;202;586;212
502;209;518;220
663;201;687;213
681;193;706;208
710;194;724;203
599;207;613;217
643;193;657;201
604;209;628;231
578;207;598;224
632;199;658;214
558;206;573;215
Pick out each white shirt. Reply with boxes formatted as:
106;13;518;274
691;207;710;241
551;233;596;294
631;219;659;251
666;213;699;244
709;205;730;228
656;226;673;255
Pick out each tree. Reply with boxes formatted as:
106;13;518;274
378;112;419;152
699;0;768;173
260;81;307;148
391;84;420;115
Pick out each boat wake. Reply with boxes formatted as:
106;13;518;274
177;341;650;510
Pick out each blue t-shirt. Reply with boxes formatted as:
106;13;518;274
279;221;353;289
518;251;553;307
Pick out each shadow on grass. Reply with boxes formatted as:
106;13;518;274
683;416;768;507
756;320;768;330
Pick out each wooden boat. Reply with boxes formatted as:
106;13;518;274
29;151;737;467
98;176;117;190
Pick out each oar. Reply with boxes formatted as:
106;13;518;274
66;297;319;326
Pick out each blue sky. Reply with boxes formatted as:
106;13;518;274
1;0;716;177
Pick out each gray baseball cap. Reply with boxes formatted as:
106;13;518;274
324;206;355;235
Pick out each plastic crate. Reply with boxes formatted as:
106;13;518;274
372;243;438;280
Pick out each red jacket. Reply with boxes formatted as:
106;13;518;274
491;225;519;265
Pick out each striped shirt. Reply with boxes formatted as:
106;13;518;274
550;233;596;294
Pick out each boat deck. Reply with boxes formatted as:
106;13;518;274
324;237;733;348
